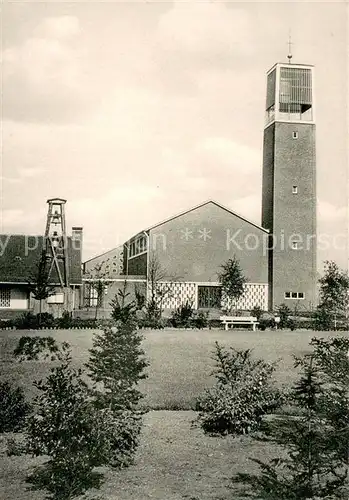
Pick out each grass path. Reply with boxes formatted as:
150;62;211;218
0;411;282;500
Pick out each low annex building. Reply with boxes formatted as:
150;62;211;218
0;232;83;319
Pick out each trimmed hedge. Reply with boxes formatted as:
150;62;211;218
0;313;114;330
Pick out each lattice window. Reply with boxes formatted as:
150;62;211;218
84;284;101;307
198;286;222;308
0;288;11;307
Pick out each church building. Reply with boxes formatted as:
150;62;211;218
83;58;317;315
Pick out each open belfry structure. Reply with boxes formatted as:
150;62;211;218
262;61;317;309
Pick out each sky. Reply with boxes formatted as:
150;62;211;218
1;0;348;269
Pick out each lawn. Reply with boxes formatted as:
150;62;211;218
0;327;347;409
0;327;348;499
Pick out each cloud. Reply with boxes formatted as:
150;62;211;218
18;167;45;178
0;206;47;234
228;194;261;225
318;200;348;222
2;16;91;123
157;3;254;61
34;16;80;39
1;209;24;228
153;3;255;94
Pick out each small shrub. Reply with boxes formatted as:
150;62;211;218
0;381;31;432
208;318;222;329
70;318;98;329
110;285;137;324
37;312;55;328
195;343;284;435
144;298;162;323
277;304;292;329
171;301;194;328
192;311;208;329
138;317;165;329
258;317;276;331
251;305;263;320
0;319;15;329
13;336;66;361
13;312;55;329
313;304;333;331
56;311;72;329
6;436;26;456
14;312;37;329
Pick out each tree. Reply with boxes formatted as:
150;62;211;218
218;256;247;314
233;336;349;499
84;260;111;320
146;252;179;321
110;279;137;324
277;303;295;330
28;250;56;326
318;261;349;330
86;318;148;467
14;339;113;499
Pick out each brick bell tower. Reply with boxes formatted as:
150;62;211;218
261;53;317;311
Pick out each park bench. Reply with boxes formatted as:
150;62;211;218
220;315;259;331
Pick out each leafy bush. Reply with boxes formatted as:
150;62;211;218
69;318;98;329
13;312;55;329
144;298;162;323
208;318;222;329
170;301;194;328
13;336;66;361
0;381;31;432
277;304;292;329
0;319;15;329
313;304;333;331
38;312;55;328
14;312;37;329
192;311;208;329
56;311;72;329
251;305;263;320
6;435;26;456
195;343;284;435
258;317;276;331
138;317;166;329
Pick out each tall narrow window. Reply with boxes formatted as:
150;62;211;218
292;131;298;139
292;185;298;194
291;241;298;250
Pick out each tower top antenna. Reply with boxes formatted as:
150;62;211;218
287;31;293;63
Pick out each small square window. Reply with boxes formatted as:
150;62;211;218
291;241;298;250
285;292;291;299
292;131;298;139
292;185;298;194
298;292;304;299
291;292;298;299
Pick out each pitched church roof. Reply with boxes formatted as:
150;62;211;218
131;199;269;239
